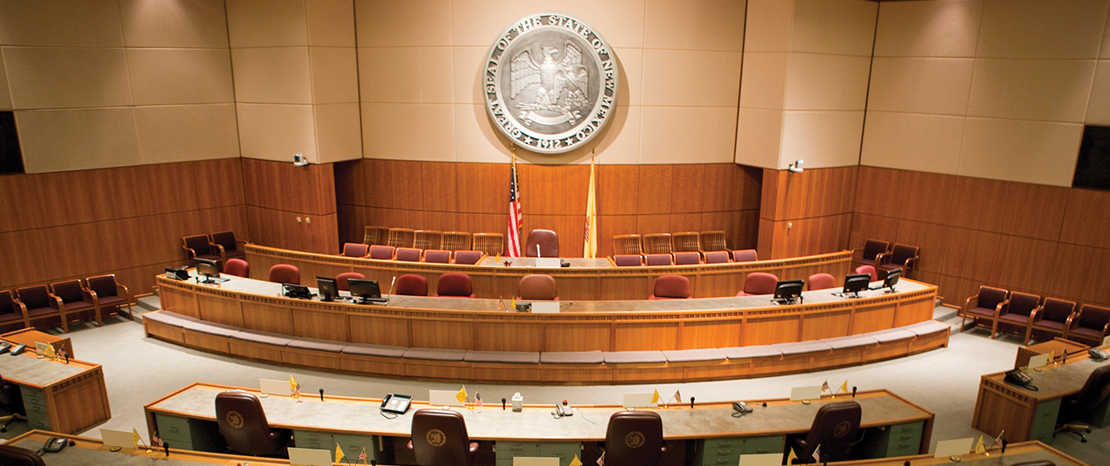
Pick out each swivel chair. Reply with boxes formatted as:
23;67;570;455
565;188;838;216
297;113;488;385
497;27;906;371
341;243;370;258
435;273;474;298
1054;365;1110;442
737;272;778;296
0;374;27;433
335;272;366;292
791;401;861;463
518;274;557;301
0;444;44;466
395;275;429;296
215;390;292;457
267;264;301;285
223;258;250;278
525;229;559;257
649;275;691;300
603;411;663;466
408;408;478;466
807;273;835;291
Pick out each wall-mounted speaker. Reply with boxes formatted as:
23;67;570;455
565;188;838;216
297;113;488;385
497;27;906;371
1074;125;1110;191
0;111;23;175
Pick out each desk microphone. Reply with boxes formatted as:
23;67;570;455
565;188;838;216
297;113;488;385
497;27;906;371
502;398;507;410
320;389;324;402
537;244;541;258
852;386;857;398
163;442;169;457
385;276;397;304
689;397;694;409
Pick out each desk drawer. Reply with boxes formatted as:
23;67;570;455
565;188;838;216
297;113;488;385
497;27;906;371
25;411;51;431
1031;398;1061;444
697;436;782;466
154;414;193;446
293;430;334;451
19;387;45;407
333;434;383;462
859;421;923;458
496;441;540;460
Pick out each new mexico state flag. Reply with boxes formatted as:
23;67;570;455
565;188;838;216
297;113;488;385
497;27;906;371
583;158;597;259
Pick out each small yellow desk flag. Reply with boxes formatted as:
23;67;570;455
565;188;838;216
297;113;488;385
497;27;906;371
131;427;142;449
456;386;468;403
335;443;346;463
839;380;848;394
569;454;583;466
651;389;660;404
786;447;798;464
42;343;56;359
974;435;986;454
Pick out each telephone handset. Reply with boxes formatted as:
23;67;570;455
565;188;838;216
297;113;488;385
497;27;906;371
1005;369;1037;391
1090;347;1109;362
732;401;753;417
555;402;573;417
39;437;68;454
380;393;412;414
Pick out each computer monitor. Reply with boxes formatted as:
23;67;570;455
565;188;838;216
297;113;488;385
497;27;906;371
283;283;312;299
348;279;384;304
773;280;804;305
316;276;338;302
883;269;901;292
195;258;220;284
842;273;870;297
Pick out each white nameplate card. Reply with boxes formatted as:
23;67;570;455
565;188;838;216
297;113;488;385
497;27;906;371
622;393;656;408
34;342;50;355
790;385;822;401
429;389;464;407
933;437;974;458
514;457;560;466
535;258;561;268
530;301;560;313
739;453;783;466
100;429;136;449
260;378;290;396
289;447;334;466
1027;353;1050;369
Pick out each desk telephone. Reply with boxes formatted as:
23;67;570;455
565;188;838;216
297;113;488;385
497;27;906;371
1090;347;1109;361
732;401;753;417
1004;368;1037;391
555;401;573;417
380;393;412;414
39;437;67;454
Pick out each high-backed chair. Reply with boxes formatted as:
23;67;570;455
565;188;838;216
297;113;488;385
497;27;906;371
436;273;474;298
215;390;292;457
642;233;673;255
852;239;890;271
50;280;99;327
0;444;44;466
16;285;63;332
650;275;691;300
210;230;247;262
604;411;663;466
613;234;643;255
395;275;428;296
335;272;365;292
518;274;557;301
1030;298;1077;342
453;250;484;265
0;374;24;416
613;255;643;267
671;232;700;253
442;232;472;252
423;249;451;264
341;243;370;258
807;273;836;291
738;272;778;296
387;228;416;248
699;231;727;252
855;265;878;281
997;291;1041;344
472;233;504;257
703;251;730;264
525;229;559;257
732;249;758;262
1067;304;1110;346
86;274;133;321
369;245;396;260
673;252;702;265
224;258;250;278
876;243;919;278
645;254;673;266
960;286;1009;334
363;226;389;245
791;401;861;463
0;291;29;331
1054;365;1110;442
409;409;479;466
183;234;220;263
395;247;422;262
414;230;444;250
267;264;301;285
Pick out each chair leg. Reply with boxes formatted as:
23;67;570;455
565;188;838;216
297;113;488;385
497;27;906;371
1023;326;1032;346
960;314;967;332
990;320;998;339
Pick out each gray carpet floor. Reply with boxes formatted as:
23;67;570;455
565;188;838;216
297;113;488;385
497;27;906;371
3;310;1108;465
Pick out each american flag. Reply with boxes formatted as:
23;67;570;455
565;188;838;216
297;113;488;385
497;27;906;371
507;153;522;257
358;447;368;462
812;444;821;462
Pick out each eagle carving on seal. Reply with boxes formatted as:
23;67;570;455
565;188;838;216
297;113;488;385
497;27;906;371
510;42;589;126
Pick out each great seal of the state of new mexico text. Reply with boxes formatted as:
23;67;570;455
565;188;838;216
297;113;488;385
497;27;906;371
484;13;618;154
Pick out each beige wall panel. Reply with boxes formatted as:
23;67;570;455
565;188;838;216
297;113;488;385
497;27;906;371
641;50;741;107
780;110;864;169
966;59;1096;123
236;103;317;162
309;47;359;104
867;57;974;115
0;51;10;110
231;47;312;104
17;108;141;173
362;103;455;160
735;107;783;169
640;107;737;164
1088;61;1110;125
860;112;964;175
226;0;308;47
1104;11;1110;59
314;103;362;163
791;0;877;56
744;0;794;52
0;0;123;46
449;0;646;48
959;117;1083;186
739;52;788;110
134;104;241;164
644;0;745;52
3;47;132;109
306;0;356;47
873;0;982;58
355;0;453;47
452;46;486;105
453;104;509;163
976;0;1108;59
127;49;234;105
613;47;643;108
119;0;230;47
359;47;454;103
784;53;870;111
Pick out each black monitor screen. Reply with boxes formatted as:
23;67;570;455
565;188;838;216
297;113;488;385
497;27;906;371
348;279;381;300
773;280;804;301
316;276;338;302
883;269;902;289
195;258;219;279
843;273;870;295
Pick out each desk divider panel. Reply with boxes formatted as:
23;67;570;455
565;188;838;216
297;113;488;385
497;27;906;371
240;301;293;334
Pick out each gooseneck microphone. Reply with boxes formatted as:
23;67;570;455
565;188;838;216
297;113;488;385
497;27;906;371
385;276;397;304
320;389;324;402
536;244;541;258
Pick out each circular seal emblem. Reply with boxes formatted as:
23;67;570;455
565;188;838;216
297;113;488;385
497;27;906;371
226;410;244;429
425;428;447;447
624;431;645;449
484;13;619;154
834;420;852;438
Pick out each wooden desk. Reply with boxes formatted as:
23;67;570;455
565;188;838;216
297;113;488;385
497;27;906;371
144;383;933;466
1;328;74;359
1015;338;1088;369
973;344;1110;444
0;349;110;434
245;244;854;300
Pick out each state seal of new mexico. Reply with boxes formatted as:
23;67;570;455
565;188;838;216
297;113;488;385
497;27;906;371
484;13;618;154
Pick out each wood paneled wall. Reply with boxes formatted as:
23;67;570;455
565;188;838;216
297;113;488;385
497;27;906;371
241;159;338;255
335;159;762;258
758;166;858;259
0;158;247;296
852;166;1110;308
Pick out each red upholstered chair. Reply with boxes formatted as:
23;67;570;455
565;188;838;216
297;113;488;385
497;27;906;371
855;265;878;281
604;411;664;466
738;272;778;296
703;251;730;264
224;258;250;277
0;291;29;331
16;285;63;332
732;249;758;262
210;230;247;262
525;229;559;257
453;250;484;265
960;286;1009;334
613;254;643;266
673;252;702;265
436;273;474;298
369;245;395;260
395;274;428;296
50;280;99;327
395;247;422;262
645;254;673;266
423;249;451;264
876;243;919;278
85;274;133;321
0;444;45;466
408;409;479;466
335;272;365;292
1067;304;1110;346
341;243;370;258
518;274;557;301
997;291;1042;344
1030;298;1077;342
650;275;691;300
183;234;220;263
852;239;890;271
215;390;292;458
807;273;836;291
791;401;861;463
267;264;301;285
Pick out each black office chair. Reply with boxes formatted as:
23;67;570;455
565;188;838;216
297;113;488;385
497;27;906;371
603;411;664;466
1054;365;1110;442
214;390;292;457
408;408;479;466
791;401;861;463
0;444;45;466
0;374;27;433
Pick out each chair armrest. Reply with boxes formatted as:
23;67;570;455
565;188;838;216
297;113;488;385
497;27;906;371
1102;321;1110;336
182;245;196;260
903;255;918;269
468;442;479;454
963;295;979;314
85;289;99;305
1028;307;1042;323
993;299;1011;318
13;300;28;320
236;239;248;249
47;294;63;311
407;440;413;451
117;283;131;304
874;251;891;267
